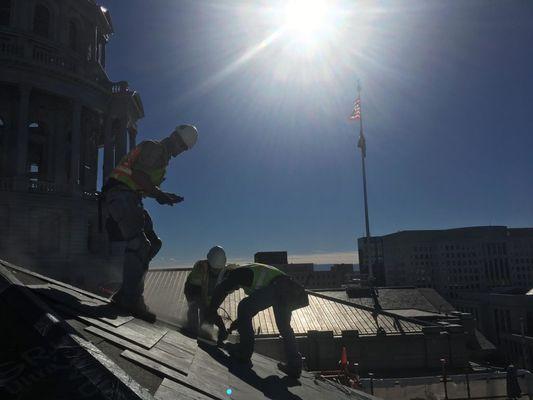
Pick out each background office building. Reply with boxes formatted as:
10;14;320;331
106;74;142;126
358;226;533;298
254;251;357;289
358;226;533;367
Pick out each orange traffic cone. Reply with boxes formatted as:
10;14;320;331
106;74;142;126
340;346;348;368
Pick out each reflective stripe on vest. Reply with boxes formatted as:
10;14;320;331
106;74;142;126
109;146;167;192
241;263;285;295
110;147;142;191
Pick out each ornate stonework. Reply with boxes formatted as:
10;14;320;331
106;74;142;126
0;0;143;288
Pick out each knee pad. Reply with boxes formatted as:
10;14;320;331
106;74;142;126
125;232;151;264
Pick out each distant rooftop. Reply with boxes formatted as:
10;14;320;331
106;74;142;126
362;225;533;241
0;260;380;400
144;269;428;337
315;287;455;315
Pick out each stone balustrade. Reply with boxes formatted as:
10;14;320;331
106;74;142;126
0;37;23;57
111;81;129;94
0;34;124;95
0;177;98;200
32;45;76;73
1;35;77;72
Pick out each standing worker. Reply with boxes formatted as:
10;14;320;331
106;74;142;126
206;251;308;378
103;125;198;322
184;246;232;344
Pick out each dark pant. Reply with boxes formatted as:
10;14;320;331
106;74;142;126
105;190;162;301
237;277;302;368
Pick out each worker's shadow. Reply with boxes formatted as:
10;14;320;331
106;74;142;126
199;342;303;400
30;286;122;321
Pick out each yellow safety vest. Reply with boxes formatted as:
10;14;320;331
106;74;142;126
240;263;285;295
187;261;238;305
109;144;167;193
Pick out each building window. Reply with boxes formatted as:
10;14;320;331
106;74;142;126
28;121;48;180
33;4;50;38
0;0;10;26
69;20;77;51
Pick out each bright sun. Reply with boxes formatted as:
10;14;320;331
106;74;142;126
284;0;327;33
282;0;335;47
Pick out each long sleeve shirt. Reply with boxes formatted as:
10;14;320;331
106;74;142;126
207;267;253;315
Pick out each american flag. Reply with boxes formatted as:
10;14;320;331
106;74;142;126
349;97;361;120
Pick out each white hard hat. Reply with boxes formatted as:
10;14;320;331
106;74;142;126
172;124;198;150
207;246;226;270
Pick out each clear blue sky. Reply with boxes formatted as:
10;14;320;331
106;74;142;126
102;0;533;267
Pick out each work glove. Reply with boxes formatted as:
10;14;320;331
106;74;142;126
156;192;184;205
217;326;229;346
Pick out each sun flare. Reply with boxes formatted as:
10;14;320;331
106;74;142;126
281;0;336;48
284;0;327;34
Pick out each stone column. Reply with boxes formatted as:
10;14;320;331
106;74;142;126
70;100;82;190
15;1;30;30
16;84;31;176
46;114;57;184
54;108;68;189
58;1;67;44
114;117;127;164
103;114;114;181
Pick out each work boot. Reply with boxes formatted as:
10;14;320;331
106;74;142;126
113;295;156;323
277;362;302;379
225;343;252;367
130;299;157;323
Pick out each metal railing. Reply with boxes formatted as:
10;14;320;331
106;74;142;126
359;369;531;400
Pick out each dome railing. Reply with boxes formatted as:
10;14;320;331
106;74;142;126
0;177;98;200
0;33;125;95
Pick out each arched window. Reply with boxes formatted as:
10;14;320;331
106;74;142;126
0;0;10;26
68;20;77;51
33;4;50;38
0;116;5;127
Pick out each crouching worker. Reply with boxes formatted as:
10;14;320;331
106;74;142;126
205;256;309;378
184;246;230;344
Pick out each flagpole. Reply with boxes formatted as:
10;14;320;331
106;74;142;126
357;81;373;281
358;82;371;240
